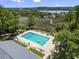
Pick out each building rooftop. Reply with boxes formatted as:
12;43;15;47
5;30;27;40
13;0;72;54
0;40;42;59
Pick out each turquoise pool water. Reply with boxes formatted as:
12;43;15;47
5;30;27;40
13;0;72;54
21;32;49;45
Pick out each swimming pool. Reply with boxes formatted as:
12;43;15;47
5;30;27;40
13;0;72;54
21;32;49;45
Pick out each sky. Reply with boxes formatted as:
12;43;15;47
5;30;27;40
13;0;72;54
0;0;79;8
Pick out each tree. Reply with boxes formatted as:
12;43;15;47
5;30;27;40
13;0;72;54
0;8;19;40
64;5;79;31
74;5;79;29
52;30;78;59
27;14;36;29
51;5;79;59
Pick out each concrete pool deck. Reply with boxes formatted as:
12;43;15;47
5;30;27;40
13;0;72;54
16;30;55;59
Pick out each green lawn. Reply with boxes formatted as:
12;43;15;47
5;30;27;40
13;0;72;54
13;39;27;47
29;48;45;57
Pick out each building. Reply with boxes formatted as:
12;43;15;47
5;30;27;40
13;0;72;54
0;40;42;59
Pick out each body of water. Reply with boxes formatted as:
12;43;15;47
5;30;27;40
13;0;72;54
21;32;49;45
40;10;69;13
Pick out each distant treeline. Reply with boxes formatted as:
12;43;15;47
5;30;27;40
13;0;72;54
0;4;72;10
32;7;72;10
